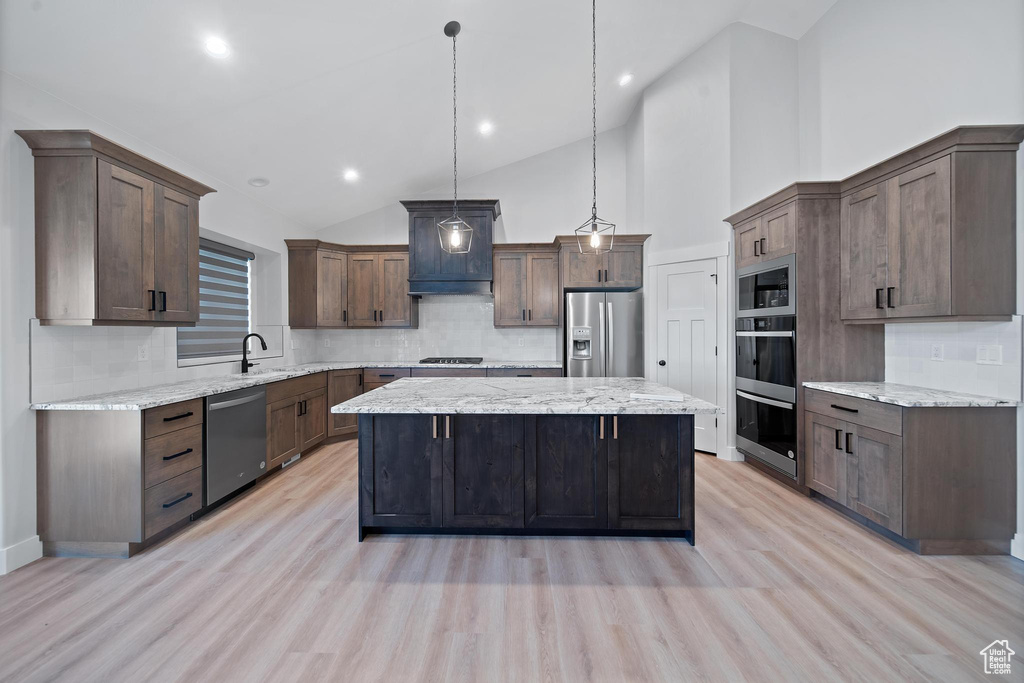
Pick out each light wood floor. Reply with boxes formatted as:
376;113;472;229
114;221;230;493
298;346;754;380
1;442;1021;682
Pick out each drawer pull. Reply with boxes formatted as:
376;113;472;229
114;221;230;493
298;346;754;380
875;288;884;309
887;286;896;309
830;404;859;414
162;492;193;509
835;428;842;450
148;289;157;312
845;432;854;454
163;411;194;422
517;374;531;377
379;374;395;378
163;447;193;461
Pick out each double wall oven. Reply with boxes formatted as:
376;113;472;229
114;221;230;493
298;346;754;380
735;255;798;478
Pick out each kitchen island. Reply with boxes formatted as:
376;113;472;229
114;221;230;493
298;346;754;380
333;377;719;542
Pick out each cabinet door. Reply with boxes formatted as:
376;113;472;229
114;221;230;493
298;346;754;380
885;156;951;318
97;161;155;321
153;185;199;323
346;254;378;327
604;245;643;289
841;182;889;320
442;415;524;528
524;415;606;528
562;248;605;288
846;424;903;534
608;415;691;530
493;251;528;326
527;252;560;325
804;411;847;502
298;388;326;451
359;414;442;528
267;396;300;468
735;217;762;269
377;252;411;327
327;369;362;438
761;202;796;260
316;250;347;327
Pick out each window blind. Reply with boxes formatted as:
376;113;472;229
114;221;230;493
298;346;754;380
177;239;254;360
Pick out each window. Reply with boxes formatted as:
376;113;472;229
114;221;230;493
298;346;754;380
177;238;255;362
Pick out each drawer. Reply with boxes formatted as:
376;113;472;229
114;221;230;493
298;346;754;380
485;368;563;378
144;424;203;488
145;399;203;439
410;368;486;378
364;367;411;383
804;388;902;436
144;467;202;539
266;372;327;404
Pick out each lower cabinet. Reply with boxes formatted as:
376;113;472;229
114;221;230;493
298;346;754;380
327;369;363;438
524;415;606;528
443;415;524;528
266;373;328;469
358;414;442;528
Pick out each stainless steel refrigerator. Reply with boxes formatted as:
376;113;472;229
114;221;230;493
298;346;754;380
565;291;643;377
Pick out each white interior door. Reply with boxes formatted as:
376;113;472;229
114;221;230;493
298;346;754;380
654;259;718;453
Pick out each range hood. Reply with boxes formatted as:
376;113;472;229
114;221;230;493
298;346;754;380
402;199;500;296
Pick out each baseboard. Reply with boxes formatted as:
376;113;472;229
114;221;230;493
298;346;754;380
715;445;744;462
1012;533;1024;562
0;535;43;575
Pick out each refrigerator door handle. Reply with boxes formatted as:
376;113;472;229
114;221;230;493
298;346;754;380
606;300;613;372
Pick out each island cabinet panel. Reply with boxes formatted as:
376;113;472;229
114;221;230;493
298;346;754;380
442;415;524;528
524;415;606;529
608;415;692;531
359;414;442;528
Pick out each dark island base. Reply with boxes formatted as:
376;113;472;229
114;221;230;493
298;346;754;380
357;413;695;543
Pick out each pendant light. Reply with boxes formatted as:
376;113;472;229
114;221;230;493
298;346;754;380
575;0;615;255
438;20;472;255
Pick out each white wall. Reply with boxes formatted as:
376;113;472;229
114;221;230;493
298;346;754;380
0;71;309;573
798;0;1024;558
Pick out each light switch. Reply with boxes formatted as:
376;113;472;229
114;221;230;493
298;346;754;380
930;343;943;361
977;344;1003;365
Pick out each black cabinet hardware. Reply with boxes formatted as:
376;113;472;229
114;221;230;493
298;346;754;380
297;400;304;417
516;374;530;377
162;492;193;509
522;309;525;321
658;360;667;366
875;288;884;309
163;411;193;422
379;374;395;378
148;289;156;312
380;309;384;322
835;428;842;450
343;310;347;323
845;432;853;454
373;310;377;322
358;374;362;386
598;269;602;282
760;237;766;254
830;404;859;414
163;447;193;461
604;269;608;282
159;291;167;312
754;240;760;257
887;286;895;308
528;309;532;321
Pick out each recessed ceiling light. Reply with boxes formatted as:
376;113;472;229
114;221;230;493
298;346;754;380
343;168;360;182
478;121;495;136
618;73;634;87
247;177;270;187
204;37;230;58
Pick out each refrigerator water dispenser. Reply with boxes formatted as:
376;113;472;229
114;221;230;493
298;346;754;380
571;326;593;360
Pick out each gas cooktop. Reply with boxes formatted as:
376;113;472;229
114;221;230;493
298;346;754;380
419;357;484;365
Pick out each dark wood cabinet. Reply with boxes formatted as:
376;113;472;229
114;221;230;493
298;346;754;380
493;251;528;325
840;182;889;320
327;369;363;438
845;423;902;535
316;249;348;327
266;396;301;467
402;200;500;295
17;130;213;326
735;217;762;269
558;235;647;290
346;252;378;327
266;373;328;469
442;415;524;528
805;411;847;502
493;247;560;327
378;252;413;327
734;203;797;268
524;415;606;529
297;388;327;452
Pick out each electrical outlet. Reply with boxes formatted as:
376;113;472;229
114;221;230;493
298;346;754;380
977;344;1003;365
518;336;525;347
324;338;330;347
929;343;944;361
374;339;381;348
136;344;149;361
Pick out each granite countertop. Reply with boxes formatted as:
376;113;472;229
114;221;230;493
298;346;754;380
333;377;721;415
803;381;1020;408
30;360;563;411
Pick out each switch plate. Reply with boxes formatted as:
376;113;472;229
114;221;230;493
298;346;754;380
930;343;944;361
977;344;1003;365
518;336;525;347
373;339;381;348
136;344;149;361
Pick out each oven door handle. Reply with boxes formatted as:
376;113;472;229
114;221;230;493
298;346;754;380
737;390;794;410
735;331;794;338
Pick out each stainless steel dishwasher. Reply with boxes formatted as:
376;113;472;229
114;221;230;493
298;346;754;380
205;386;267;505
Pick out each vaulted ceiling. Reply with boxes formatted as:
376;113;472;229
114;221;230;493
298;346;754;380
1;0;835;229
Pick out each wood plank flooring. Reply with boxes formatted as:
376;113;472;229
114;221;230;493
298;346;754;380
1;442;1021;682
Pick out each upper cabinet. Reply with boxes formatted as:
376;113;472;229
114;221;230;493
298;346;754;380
17;130;214;325
401;199;500;296
493;246;560;327
286;241;417;329
839;125;1023;323
734;202;797;269
557;234;648;290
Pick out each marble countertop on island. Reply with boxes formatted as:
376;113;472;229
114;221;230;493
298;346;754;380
30;360;563;411
333;377;721;415
803;381;1020;408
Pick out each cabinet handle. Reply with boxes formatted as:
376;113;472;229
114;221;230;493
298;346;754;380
845;432;854;454
162;492;193;509
599;416;605;440
163;447;193;461
379;374;395;378
522;309;526;321
598;269;602;282
163;411;193;422
613;416;618;440
343;310;347;323
875;288;884;309
528;309;532;321
358;374;363;386
834;428;842;450
760;237;766;255
380;309;384;323
604;269;608;282
432;415;438;439
754;240;760;257
886;287;895;308
159;291;167;312
148;289;156;312
445;415;451;439
373;310;377;322
830;404;859;414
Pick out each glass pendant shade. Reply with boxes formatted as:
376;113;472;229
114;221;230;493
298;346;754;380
575;214;615;254
438;215;473;254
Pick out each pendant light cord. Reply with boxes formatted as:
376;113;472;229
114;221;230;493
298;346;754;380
452;32;459;216
591;0;597;220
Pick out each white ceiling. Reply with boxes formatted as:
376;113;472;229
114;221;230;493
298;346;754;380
1;0;835;230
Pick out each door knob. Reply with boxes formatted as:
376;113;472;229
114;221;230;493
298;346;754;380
658;360;666;366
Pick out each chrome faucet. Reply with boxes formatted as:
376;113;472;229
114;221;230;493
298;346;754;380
241;333;267;374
